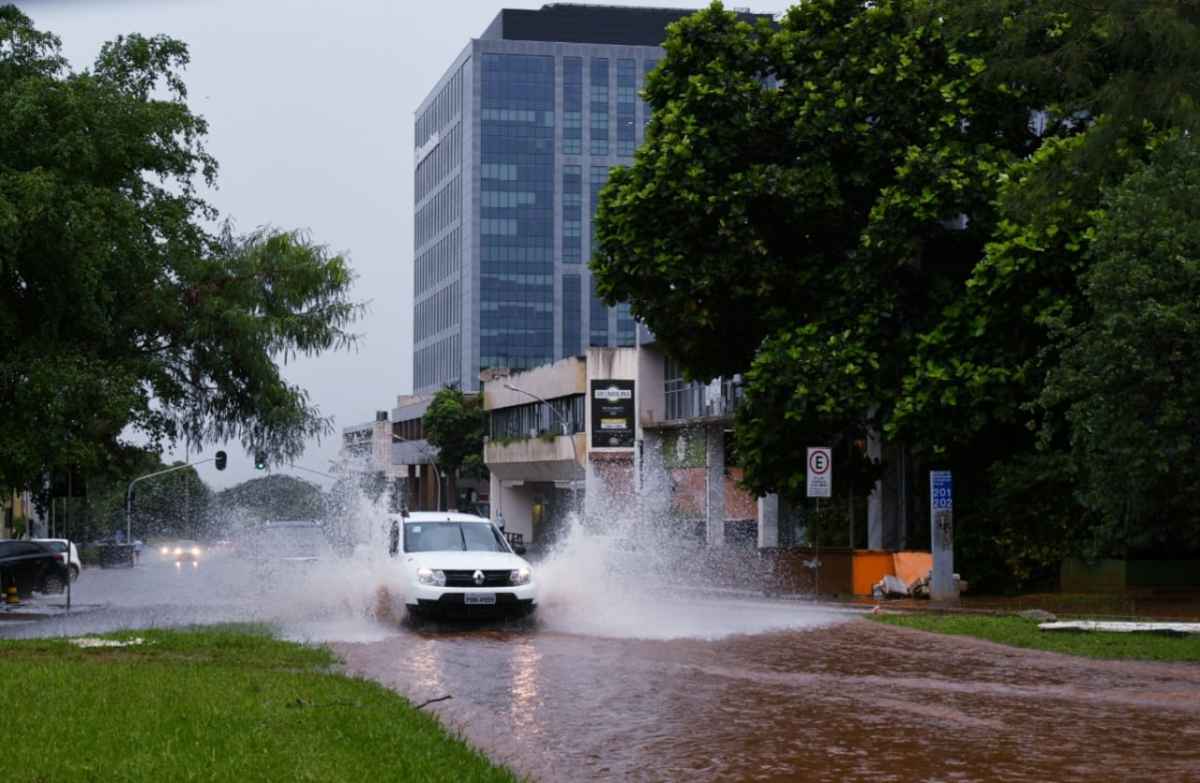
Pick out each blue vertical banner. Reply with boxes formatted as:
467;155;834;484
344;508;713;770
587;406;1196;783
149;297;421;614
929;470;956;601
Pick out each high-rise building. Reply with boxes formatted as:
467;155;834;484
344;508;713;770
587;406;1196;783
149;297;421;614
412;4;766;393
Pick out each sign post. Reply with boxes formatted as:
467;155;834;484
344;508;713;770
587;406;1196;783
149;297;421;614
806;447;831;595
929;470;956;601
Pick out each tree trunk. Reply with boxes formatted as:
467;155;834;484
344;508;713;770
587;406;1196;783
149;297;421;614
447;470;459;512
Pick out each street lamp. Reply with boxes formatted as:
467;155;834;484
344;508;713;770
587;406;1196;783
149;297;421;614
126;458;214;545
501;382;583;513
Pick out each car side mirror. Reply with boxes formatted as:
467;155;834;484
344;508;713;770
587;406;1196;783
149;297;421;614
513;544;526;556
388;521;399;557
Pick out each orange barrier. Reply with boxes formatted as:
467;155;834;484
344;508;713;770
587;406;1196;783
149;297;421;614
848;550;933;596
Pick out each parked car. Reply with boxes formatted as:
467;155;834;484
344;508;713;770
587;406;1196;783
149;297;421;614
0;540;70;596
30;538;82;582
385;512;536;620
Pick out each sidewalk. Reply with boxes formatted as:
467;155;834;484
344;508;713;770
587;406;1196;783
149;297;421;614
1;596;103;622
683;584;1200;621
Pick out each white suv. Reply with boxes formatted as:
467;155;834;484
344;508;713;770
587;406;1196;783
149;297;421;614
386;512;536;620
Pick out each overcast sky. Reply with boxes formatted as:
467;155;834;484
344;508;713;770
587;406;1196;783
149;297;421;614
17;0;791;491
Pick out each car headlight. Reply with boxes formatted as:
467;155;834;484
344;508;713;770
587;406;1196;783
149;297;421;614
416;568;446;586
160;547;169;555
173;547;182;555
191;547;201;556
510;567;531;586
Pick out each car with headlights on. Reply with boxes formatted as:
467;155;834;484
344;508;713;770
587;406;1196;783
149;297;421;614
387;512;535;620
161;540;202;564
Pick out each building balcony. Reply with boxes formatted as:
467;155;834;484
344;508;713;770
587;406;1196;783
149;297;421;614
484;433;585;483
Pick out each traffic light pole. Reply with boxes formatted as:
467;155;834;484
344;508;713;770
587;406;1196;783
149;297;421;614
125;458;213;545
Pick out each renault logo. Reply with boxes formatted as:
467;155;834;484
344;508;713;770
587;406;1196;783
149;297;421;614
473;569;485;586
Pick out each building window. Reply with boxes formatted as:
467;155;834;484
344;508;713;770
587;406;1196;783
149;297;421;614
664;356;705;420
589;58;609;157
563;57;582;156
617;58;636;158
589;275;609;347
490;395;585;440
563;273;581;358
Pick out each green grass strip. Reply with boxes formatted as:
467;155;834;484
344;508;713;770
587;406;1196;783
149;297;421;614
872;613;1200;662
1;625;517;783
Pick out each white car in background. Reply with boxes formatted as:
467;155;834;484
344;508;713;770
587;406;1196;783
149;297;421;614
386;512;536;620
31;538;82;581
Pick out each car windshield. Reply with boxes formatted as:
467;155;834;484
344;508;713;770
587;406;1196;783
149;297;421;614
405;522;508;553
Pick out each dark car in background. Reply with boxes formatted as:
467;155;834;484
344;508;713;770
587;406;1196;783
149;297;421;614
0;540;70;597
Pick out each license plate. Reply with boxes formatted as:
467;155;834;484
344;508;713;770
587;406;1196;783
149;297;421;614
464;592;496;605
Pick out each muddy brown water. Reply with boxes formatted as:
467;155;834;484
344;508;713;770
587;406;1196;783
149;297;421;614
336;616;1200;783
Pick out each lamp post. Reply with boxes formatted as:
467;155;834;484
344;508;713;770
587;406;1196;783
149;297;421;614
502;382;583;514
126;458;213;546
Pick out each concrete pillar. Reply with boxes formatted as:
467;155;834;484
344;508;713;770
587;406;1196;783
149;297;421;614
757;494;779;549
867;428;883;549
705;423;725;547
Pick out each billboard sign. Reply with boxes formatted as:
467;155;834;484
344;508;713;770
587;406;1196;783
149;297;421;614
590;380;635;448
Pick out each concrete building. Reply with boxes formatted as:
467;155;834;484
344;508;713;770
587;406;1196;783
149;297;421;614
412;4;771;394
339;395;490;513
482;339;764;550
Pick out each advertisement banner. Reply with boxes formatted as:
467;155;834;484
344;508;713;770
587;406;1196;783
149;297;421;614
590;380;635;448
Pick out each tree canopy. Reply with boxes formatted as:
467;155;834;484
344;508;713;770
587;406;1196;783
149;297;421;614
593;0;1200;572
0;6;361;492
211;474;325;525
422;387;486;511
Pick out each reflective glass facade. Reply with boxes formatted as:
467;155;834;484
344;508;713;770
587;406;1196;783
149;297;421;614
562;272;581;357
414;64;465;391
414;32;666;393
562;163;582;264
589;58;609;156
563;57;583;156
617;58;636;158
479;53;555;373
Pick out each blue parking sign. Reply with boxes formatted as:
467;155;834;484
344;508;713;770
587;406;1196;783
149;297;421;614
931;471;953;511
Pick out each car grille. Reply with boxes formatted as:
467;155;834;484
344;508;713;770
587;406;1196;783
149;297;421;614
442;569;512;588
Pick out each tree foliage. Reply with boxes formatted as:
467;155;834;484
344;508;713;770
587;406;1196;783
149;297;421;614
0;7;361;492
1040;136;1200;555
211;474;325;525
594;0;1200;568
422;387;486;511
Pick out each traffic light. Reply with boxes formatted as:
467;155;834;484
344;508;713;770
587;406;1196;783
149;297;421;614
254;452;267;470
214;451;227;471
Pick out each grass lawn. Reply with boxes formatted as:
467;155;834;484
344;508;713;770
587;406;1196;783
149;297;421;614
1;624;517;783
872;613;1200;662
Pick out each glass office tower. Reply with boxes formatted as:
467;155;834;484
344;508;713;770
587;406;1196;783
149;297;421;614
412;5;764;393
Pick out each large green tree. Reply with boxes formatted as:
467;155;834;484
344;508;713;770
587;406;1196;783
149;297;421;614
422;387;486;512
211;474;325;526
593;0;1200;580
0;7;360;492
594;0;1036;497
1039;135;1200;556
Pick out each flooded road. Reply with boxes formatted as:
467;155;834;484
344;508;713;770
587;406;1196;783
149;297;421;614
5;551;1200;781
338;616;1200;782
